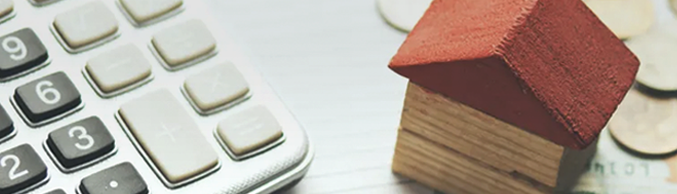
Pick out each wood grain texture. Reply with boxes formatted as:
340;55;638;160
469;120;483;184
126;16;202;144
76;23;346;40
388;0;639;149
393;82;596;193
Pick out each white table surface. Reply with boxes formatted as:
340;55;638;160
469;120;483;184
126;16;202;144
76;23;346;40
207;0;436;193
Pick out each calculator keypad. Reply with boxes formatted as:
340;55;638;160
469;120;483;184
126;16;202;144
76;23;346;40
85;44;152;96
118;89;219;186
0;0;12;19
46;117;115;170
0;105;13;141
53;1;119;51
152;19;216;68
79;162;148;194
0;144;48;194
119;0;183;24
0;28;49;80
14;72;82;126
0;0;295;193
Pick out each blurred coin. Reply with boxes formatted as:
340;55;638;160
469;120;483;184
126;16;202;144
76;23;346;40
583;0;655;39
376;0;433;32
608;89;677;155
625;30;677;92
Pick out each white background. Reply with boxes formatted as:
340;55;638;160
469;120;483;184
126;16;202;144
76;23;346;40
207;0;436;193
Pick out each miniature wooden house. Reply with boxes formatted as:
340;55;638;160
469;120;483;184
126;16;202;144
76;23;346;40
388;0;640;193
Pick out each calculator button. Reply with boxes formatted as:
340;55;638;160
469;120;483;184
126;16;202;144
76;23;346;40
0;28;49;80
216;106;283;157
119;0;182;24
118;89;219;186
79;162;148;194
0;144;48;194
14;72;82;125
30;0;58;6
53;1;118;50
0;0;12;18
0;105;13;141
152;19;216;68
85;44;152;96
184;62;249;114
45;189;66;194
47;117;115;170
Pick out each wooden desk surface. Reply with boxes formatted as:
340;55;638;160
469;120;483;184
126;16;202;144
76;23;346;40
208;0;435;193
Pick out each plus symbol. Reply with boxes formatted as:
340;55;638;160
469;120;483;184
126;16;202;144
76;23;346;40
157;123;181;142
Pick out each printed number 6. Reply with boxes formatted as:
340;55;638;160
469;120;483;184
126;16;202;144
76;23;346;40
0;155;29;180
69;126;94;150
2;36;27;61
35;81;61;105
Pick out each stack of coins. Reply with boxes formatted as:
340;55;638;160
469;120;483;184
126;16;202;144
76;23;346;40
607;0;677;156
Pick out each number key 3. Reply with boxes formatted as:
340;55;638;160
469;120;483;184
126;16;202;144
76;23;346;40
0;144;48;194
0;28;49;80
13;72;82;126
46;116;115;171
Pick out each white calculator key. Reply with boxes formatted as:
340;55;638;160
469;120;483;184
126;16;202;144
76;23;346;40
85;44;152;95
120;0;183;24
118;89;219;186
216;106;283;157
0;0;12;19
151;19;216;67
53;1;119;49
184;62;249;113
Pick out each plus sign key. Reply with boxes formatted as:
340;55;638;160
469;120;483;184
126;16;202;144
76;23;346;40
118;89;219;187
79;162;147;194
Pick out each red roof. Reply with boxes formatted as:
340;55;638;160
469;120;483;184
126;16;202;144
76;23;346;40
389;0;639;149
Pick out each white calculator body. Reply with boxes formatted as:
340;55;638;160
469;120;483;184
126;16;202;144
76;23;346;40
0;0;313;193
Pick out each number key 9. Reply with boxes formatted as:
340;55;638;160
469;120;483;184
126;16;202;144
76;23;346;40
13;72;82;126
0;28;49;80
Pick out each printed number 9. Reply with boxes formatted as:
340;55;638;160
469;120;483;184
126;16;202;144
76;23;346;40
2;36;27;61
35;81;61;105
69;126;94;150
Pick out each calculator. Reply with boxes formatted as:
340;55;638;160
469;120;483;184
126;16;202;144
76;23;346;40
0;0;313;193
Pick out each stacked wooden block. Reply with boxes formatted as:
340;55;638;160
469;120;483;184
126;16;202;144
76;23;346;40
393;82;597;193
388;0;640;193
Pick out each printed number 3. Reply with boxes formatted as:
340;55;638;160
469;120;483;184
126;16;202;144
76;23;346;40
69;126;94;150
1;36;27;61
0;155;29;180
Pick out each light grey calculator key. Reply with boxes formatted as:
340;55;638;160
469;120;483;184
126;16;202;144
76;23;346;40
44;189;66;194
53;1;118;50
0;0;12;19
151;19;216;68
119;0;183;24
216;106;283;157
183;62;249;114
118;89;219;186
85;44;152;96
29;0;58;6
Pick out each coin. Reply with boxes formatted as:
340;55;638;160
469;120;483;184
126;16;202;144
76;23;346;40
376;0;433;32
608;89;677;155
625;29;677;92
583;0;655;39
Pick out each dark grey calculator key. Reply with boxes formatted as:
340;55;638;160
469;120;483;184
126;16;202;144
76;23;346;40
14;72;82;125
47;116;115;169
0;104;13;140
0;144;48;194
79;162;148;194
45;189;66;194
0;28;49;79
